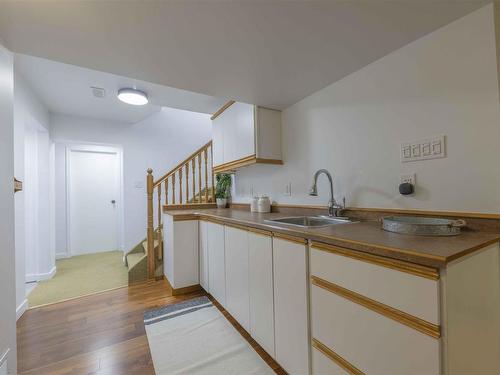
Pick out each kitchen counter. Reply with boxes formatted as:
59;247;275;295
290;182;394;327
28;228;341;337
164;208;500;268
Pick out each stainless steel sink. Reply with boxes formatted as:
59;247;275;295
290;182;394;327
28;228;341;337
265;215;354;228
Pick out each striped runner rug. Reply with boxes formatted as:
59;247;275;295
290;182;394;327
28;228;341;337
144;296;275;374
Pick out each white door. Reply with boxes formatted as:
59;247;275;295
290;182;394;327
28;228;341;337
207;222;226;306
68;147;120;255
249;231;275;358
225;226;250;331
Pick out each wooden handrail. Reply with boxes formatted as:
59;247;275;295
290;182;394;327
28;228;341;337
153;140;212;188
146;140;215;279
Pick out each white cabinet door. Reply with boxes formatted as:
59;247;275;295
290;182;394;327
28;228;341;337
207;222;226;306
273;237;310;375
199;220;209;291
216;102;255;165
231;102;255;162
225;226;250;331
212;114;224;167
248;231;275;358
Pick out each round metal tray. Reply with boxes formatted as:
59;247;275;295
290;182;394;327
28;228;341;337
382;216;466;236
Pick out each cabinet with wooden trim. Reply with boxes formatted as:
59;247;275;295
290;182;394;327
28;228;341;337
211;101;282;173
248;229;275;358
273;235;310;375
309;241;500;375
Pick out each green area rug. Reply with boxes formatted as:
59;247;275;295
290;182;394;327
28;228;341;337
28;250;128;308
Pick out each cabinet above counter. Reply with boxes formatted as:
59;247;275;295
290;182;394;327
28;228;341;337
211;101;283;174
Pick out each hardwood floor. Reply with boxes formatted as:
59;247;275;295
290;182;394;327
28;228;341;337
17;279;286;375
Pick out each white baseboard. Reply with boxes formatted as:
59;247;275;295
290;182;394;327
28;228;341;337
56;252;69;259
25;266;56;282
16;299;28;320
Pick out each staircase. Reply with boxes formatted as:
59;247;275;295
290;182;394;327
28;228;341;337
125;141;215;284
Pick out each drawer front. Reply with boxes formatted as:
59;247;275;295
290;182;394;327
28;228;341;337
310;243;439;324
311;284;440;375
312;346;349;375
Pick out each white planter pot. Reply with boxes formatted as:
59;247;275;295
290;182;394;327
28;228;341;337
216;198;227;208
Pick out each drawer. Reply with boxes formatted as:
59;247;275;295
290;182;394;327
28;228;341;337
310;242;440;324
311;284;440;375
312;340;354;375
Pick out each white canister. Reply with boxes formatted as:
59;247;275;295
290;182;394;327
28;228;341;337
250;197;259;212
257;196;271;213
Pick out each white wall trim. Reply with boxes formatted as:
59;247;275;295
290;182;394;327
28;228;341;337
25;265;56;283
55;252;70;260
64;143;125;256
16;299;28;320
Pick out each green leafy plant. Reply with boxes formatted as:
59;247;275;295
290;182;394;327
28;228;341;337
215;173;232;199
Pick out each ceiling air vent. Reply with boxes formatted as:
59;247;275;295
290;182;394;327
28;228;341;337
91;86;106;98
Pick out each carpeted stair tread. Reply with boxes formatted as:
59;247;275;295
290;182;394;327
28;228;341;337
127;252;146;270
142;240;159;254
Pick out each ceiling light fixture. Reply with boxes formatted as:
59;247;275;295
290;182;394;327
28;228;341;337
117;88;148;105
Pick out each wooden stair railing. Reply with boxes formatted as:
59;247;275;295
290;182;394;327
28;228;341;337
146;141;215;279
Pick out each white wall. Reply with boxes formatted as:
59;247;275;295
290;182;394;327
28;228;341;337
0;43;17;375
13;70;52;316
51;107;212;254
234;4;500;214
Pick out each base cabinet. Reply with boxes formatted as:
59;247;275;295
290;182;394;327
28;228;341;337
225;226;250;331
207;222;226;307
248;231;275;358
273;237;310;375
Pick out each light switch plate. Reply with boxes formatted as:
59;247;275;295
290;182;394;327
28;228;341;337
400;173;415;185
401;135;445;163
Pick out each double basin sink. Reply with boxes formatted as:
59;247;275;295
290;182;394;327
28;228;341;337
265;215;354;228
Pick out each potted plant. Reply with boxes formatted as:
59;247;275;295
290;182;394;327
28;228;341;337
215;173;231;208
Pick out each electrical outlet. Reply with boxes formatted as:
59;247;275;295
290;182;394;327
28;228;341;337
283;182;292;196
400;173;415;185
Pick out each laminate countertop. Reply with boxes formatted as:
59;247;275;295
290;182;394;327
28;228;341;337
164;208;500;268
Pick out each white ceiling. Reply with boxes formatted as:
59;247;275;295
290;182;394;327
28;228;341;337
15;54;228;123
1;1;489;110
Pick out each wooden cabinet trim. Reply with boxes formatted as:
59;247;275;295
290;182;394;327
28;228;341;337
311;241;439;281
213;154;256;173
273;232;307;245
247;227;272;236
224;222;250;231
213;154;283;174
210;100;236;120
312;338;365;375
311;275;441;339
172;214;199;222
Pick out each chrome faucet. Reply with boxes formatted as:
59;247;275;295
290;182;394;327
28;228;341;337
309;169;344;217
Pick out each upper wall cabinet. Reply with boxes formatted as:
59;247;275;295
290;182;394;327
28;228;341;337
211;101;282;173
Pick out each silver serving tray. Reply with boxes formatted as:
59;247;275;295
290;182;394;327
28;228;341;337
382;216;466;236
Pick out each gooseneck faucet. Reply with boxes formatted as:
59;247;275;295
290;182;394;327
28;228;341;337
309;169;344;217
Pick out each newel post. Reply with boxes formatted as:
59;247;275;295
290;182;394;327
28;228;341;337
146;168;155;279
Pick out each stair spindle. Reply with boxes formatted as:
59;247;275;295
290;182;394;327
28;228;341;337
185;163;189;204
204;148;209;203
172;173;176;204
192;158;196;204
157;182;162;228
210;145;215;202
164;177;169;205
198;154;202;203
179;168;183;204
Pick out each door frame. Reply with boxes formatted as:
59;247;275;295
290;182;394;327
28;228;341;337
65;143;124;257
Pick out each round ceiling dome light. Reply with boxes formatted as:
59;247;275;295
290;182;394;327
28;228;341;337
117;88;148;105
